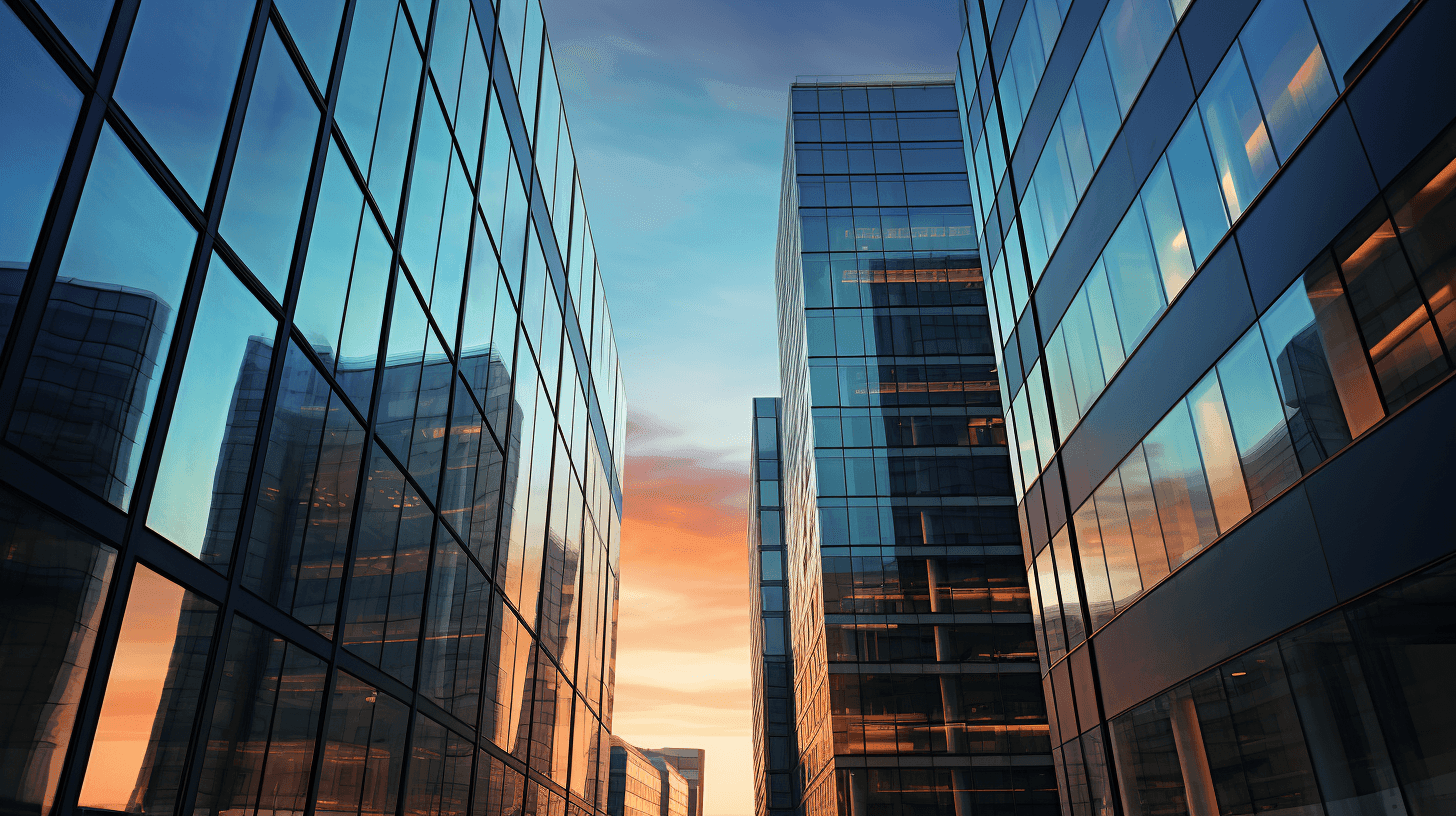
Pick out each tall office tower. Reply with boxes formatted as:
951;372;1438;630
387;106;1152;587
0;3;627;816
764;78;1060;816
640;747;707;816
955;0;1456;813
748;397;798;816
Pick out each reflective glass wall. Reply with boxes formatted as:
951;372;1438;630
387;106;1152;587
955;0;1456;812
749;397;799;816
768;79;1059;816
0;1;625;815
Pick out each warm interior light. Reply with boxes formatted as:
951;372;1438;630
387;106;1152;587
1231;671;1247;677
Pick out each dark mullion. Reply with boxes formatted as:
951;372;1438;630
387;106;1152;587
5;0;103;94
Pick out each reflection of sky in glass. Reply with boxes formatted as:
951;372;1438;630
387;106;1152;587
1;5;82;266
113;0;254;203
34;0;115;64
147;254;276;561
221;25;320;299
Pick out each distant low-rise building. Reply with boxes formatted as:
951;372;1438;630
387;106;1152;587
641;747;706;816
609;737;690;816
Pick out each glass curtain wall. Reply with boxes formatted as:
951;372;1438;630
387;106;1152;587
0;2;625;816
771;79;1059;816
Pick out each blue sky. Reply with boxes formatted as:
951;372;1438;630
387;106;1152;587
536;2;963;815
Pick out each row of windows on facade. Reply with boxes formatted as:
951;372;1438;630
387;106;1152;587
0;487;616;815
759;504;1021;553
828;670;1049;757
2;0;627;488
1026;124;1456;668
820;553;1030;615
800;211;979;255
791;85;959;115
832;765;1060;816
793;112;964;144
800;253;986;309
994;0;1420;437
1057;555;1456;816
795;147;969;177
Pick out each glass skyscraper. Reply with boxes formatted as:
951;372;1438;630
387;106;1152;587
755;77;1059;816
956;0;1456;813
0;1;626;816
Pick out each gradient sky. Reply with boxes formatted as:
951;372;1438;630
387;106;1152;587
538;2;961;815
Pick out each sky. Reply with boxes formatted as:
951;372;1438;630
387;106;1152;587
536;2;962;815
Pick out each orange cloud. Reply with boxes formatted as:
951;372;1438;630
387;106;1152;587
613;412;755;816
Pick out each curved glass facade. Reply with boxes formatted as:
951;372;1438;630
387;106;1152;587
0;1;625;815
956;0;1456;813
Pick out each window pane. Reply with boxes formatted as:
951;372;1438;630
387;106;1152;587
404;714;472;816
1072;501;1115;630
1119;449;1169;589
1103;211;1166;348
1385;125;1456;348
1086;259;1128;377
242;341;363;637
295;140;361;352
79;565;218;813
1035;547;1065;662
335;0;399;167
1240;1;1336;162
1045;329;1080;433
1302;256;1385;437
336;208;395;414
1142;159;1195;299
319;673;409;816
7;127;197;509
1334;204;1449;410
1062;289;1107;415
760;550;783;581
1199;47;1277;218
274;0;346;86
1186;371;1251;533
1216;326;1300;509
1093;471;1143;612
1;5;83;267
193;617;326;816
1052;527;1085;647
402;101;451;294
148;255;277;568
1142;402;1217;568
1075;38;1121;159
221;26;320;299
367;11;423;228
114;0;254;201
1165;111;1230;265
1261;274;1357;471
0;488;117;816
1099;0;1174;115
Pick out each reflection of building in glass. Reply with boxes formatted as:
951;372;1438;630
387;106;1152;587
955;0;1456;813
0;2;627;816
758;78;1056;816
608;738;688;816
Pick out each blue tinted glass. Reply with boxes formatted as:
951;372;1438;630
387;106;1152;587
221;26;320;299
114;0;254;201
1199;46;1276;218
431;160;472;345
1165;112;1229;265
8;126;197;508
296;141;362;352
453;15;490;177
1141;159;1195;299
1;5;83;267
148;254;277;566
1074;38;1121;160
430;0;471;117
36;0;114;64
1216;326;1299;507
335;0;397;164
1240;1;1336;162
369;12;423;228
1061;290;1106;415
1099;0;1174;114
335;210;393;413
403;101;451;288
1306;0;1408;89
479;93;511;244
274;0;346;86
1102;211;1165;347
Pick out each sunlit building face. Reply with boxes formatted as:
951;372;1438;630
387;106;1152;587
0;1;626;815
954;0;1456;813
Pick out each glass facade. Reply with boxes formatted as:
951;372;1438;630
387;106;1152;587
640;747;706;816
607;739;688;816
0;2;625;816
956;0;1456;813
759;78;1059;816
